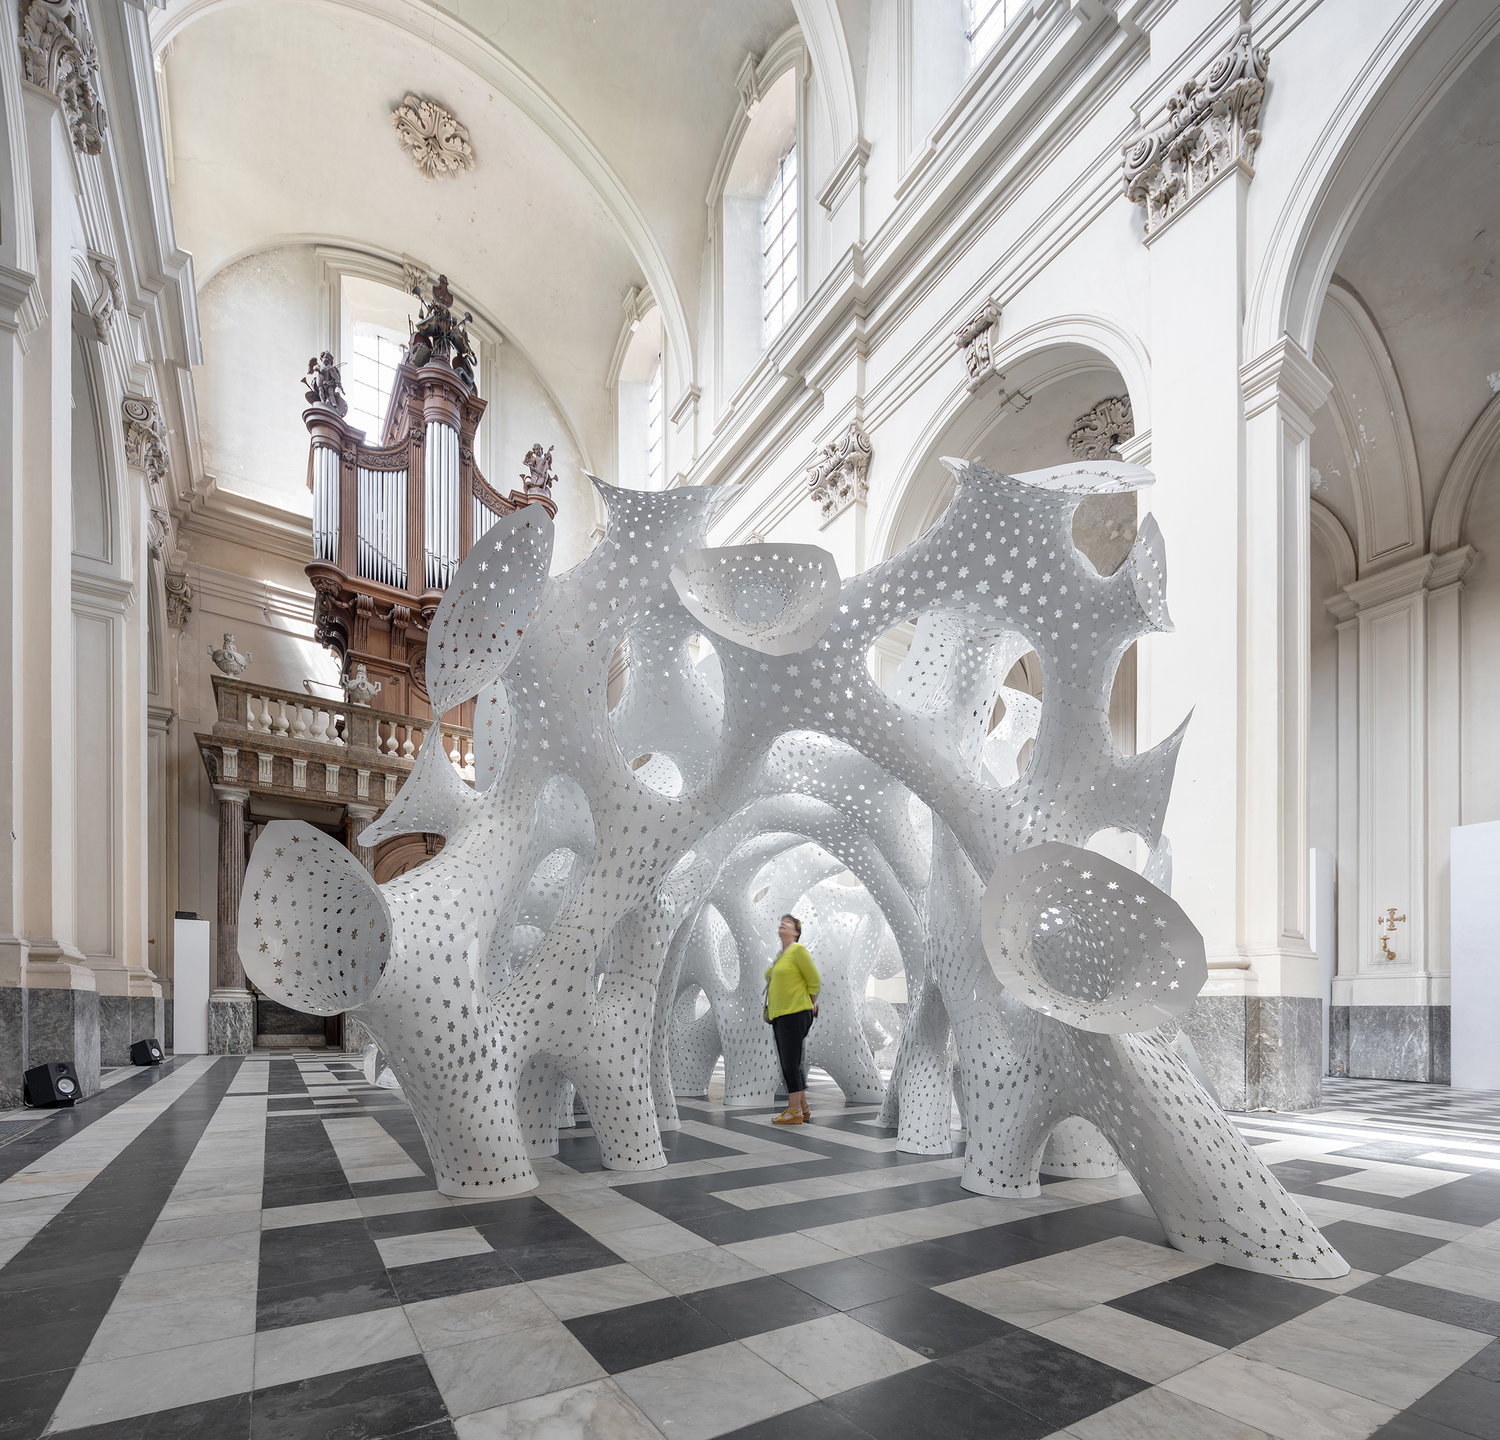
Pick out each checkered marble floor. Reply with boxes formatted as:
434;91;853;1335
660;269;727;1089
2;1060;1500;1439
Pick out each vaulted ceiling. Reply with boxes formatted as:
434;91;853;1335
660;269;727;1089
154;0;798;469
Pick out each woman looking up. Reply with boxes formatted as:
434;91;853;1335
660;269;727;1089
766;914;820;1125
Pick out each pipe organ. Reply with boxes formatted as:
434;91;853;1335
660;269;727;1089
303;339;556;723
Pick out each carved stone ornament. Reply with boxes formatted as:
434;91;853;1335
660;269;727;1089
1123;23;1268;237
146;505;170;558
207;633;251;678
807;422;872;522
401;259;430;296
1068;396;1135;461
122;396;168;490
164;568;193;628
391;93;476;181
953;300;1002;393
19;0;107;155
88;252;123;344
344;663;382;707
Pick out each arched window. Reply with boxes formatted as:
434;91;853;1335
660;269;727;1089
761;143;798;344
341;275;419;440
965;0;1021;67
645;355;665;489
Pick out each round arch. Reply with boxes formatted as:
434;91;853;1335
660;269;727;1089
871;312;1151;564
1246;3;1500;358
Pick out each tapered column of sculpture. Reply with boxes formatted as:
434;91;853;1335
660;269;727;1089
341;804;380;1052
209;785;254;1054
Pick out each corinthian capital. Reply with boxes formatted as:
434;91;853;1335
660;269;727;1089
1122;23;1268;239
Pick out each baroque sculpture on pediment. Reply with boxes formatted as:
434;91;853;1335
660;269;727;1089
391;92;476;181
408;275;477;389
19;0;107;156
122;396;168;491
953;300;1002;392
1068;396;1135;461
520;443;557;498
1123;23;1268;237
807;422;871;522
302;351;348;417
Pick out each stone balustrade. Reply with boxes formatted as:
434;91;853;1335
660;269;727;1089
196;675;475;809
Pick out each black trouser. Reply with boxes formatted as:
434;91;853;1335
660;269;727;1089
772;1009;815;1094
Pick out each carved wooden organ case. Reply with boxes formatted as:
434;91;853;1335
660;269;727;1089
303;359;556;723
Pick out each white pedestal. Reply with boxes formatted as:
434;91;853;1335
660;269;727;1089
1451;821;1500;1090
172;918;212;1055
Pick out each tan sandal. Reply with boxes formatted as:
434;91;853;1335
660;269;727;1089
800;1107;812;1122
771;1107;804;1125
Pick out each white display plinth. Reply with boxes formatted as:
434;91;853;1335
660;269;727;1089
1451;821;1500;1090
172;918;212;1055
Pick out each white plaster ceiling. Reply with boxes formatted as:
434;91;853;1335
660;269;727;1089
156;0;796;469
1313;34;1500;560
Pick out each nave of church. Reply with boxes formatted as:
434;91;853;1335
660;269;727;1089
4;0;1500;1435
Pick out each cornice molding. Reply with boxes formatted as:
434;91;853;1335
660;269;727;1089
181;480;313;566
1240;335;1332;433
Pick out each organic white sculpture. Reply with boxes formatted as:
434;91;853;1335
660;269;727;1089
241;462;1346;1279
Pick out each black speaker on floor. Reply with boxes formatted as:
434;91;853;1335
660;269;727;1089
130;1037;164;1066
23;1061;80;1107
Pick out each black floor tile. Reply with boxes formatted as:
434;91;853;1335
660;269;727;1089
493;1233;622;1281
256;1267;402;1331
825;1363;1054;1440
1317;1219;1450;1273
1381;1177;1500;1228
1107;1275;1314;1349
456;1195;560;1228
386;1251;522;1304
1270;1159;1367;1192
362;1207;474;1240
48;1391;254;1439
683;1274;836;1339
566;1294;731;1371
0;1276;121;1382
847;1289;1017;1359
1166;1262;1334;1322
937;1330;1146;1428
1463;1340;1500;1382
1402;1369;1500;1439
780;1257;920;1310
929;1225;1057;1270
0;1366;72;1440
862;1240;997;1287
472;1208;589;1250
1353;1276;1500;1336
259;1220;385;1290
349;1176;442;1198
1370;1416;1478;1440
717;1401;877;1439
250;1355;447;1439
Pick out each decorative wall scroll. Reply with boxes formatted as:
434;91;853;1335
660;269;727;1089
806;422;871;522
122;396;168;490
953;299;1002;392
392;92;476;181
242;453;1346;1279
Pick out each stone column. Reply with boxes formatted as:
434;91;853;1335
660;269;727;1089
342;803;377;1052
1326;550;1472;1081
208;785;253;1054
1131;23;1329;1109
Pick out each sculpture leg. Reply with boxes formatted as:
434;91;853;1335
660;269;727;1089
889;974;956;1154
718;1000;779;1108
1072;1029;1347;1277
569;993;667;1172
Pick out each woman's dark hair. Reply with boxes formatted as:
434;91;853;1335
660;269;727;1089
781;913;802;938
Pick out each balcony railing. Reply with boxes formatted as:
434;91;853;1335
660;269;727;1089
198;674;475;808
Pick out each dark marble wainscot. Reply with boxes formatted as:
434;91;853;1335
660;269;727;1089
0;985;24;1106
1180;995;1323;1111
130;993;165;1049
27;986;102;1098
207;993;254;1055
99;993;132;1066
1331;1005;1450;1082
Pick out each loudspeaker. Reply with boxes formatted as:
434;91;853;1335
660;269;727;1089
23;1061;80;1107
130;1037;164;1066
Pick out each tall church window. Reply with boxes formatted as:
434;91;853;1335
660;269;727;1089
345;322;406;440
762;143;799;344
966;0;1019;66
645;355;665;489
